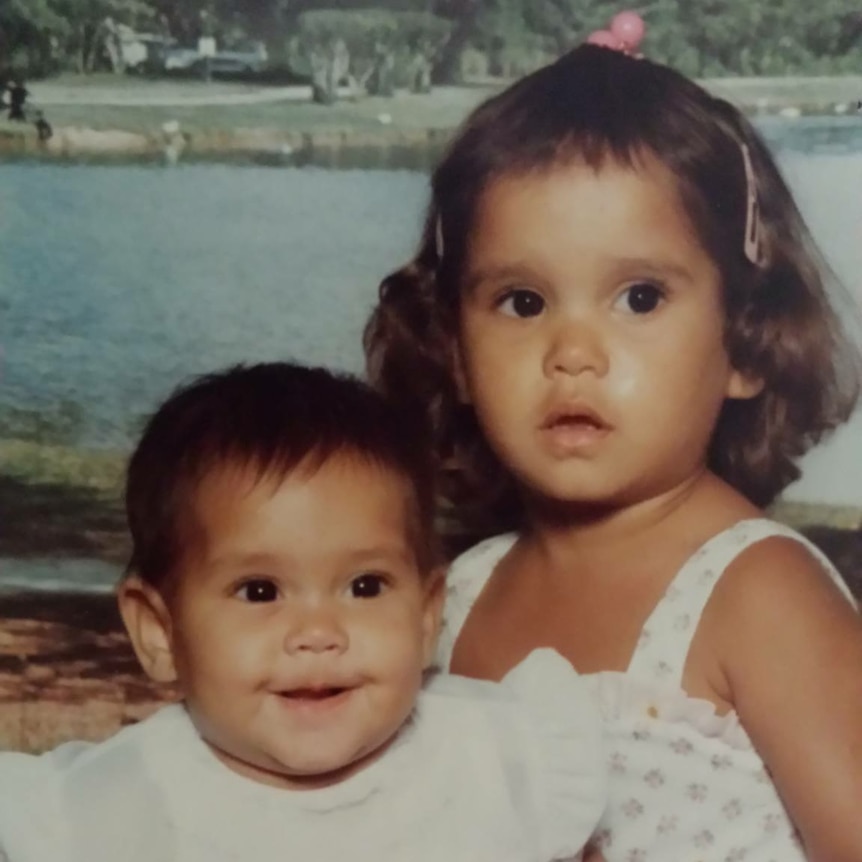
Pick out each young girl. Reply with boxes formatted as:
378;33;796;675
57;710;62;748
365;45;862;861
0;363;606;862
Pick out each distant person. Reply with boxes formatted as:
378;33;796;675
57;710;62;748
7;80;28;121
0;363;607;862
33;110;52;142
365;44;862;861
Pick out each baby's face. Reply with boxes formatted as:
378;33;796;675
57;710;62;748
161;456;441;789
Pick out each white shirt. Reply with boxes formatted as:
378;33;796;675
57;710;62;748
0;650;606;862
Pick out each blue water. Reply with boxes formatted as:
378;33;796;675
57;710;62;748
0;164;427;447
1;116;862;591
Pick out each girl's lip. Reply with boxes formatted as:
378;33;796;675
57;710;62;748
541;402;611;431
539;402;613;455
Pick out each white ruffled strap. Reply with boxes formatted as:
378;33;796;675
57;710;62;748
502;649;608;861
628;518;857;687
436;533;516;671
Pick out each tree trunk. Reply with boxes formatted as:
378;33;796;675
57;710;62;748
309;37;350;105
367;50;396;97
433;0;482;84
408;52;432;93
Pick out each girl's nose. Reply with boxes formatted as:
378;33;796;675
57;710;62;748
543;316;609;379
283;605;349;655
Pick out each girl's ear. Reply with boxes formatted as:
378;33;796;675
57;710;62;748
421;569;447;669
726;368;764;400
117;575;178;684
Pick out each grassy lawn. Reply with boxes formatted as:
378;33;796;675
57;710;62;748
0;73;854;144
21;79;497;135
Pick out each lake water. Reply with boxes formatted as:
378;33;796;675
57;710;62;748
1;116;862;591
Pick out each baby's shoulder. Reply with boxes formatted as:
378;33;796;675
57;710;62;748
0;704;184;861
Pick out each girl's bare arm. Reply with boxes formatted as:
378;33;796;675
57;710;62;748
714;537;862;862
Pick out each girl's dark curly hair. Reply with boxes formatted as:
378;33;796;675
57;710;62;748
364;45;861;550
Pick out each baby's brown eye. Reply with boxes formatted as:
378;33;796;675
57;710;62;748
238;579;279;602
350;574;386;598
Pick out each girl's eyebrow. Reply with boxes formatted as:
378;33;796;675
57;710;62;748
463;263;539;294
462;257;699;296
610;256;696;282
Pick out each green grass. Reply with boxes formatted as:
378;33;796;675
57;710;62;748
0;438;125;494
19;74;862;141
24;79;496;135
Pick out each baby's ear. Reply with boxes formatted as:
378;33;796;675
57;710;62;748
117;575;178;684
726;368;764;400
421;568;447;669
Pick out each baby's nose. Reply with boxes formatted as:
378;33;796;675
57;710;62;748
283;606;349;654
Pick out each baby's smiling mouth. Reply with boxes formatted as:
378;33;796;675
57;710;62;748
280;687;349;701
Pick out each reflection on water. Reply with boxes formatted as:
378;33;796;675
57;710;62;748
0;557;120;593
0;116;861;507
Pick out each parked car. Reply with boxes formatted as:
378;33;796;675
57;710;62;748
117;30;172;74
163;42;268;75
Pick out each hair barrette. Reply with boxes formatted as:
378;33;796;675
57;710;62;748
435;215;444;261
740;143;765;267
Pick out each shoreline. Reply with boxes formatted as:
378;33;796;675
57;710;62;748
2;76;861;163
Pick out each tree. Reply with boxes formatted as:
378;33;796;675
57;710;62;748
288;8;451;103
0;0;68;75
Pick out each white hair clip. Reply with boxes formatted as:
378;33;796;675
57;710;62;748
740;143;765;267
435;215;444;261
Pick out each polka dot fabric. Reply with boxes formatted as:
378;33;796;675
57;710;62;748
440;519;857;861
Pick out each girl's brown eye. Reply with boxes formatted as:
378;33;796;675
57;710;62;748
622;283;663;314
500;289;545;318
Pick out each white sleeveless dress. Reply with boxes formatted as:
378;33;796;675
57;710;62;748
438;519;857;862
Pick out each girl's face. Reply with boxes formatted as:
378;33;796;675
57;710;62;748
455;155;760;511
141;456;441;789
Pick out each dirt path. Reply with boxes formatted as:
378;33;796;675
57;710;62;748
26;75;862;111
30;82;318;108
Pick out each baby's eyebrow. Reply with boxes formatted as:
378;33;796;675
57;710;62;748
208;551;283;572
339;545;416;569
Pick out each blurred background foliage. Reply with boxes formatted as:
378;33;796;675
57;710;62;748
3;0;862;85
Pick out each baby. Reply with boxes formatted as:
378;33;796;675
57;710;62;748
0;362;606;862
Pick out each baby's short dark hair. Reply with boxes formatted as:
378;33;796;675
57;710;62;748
125;363;439;589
